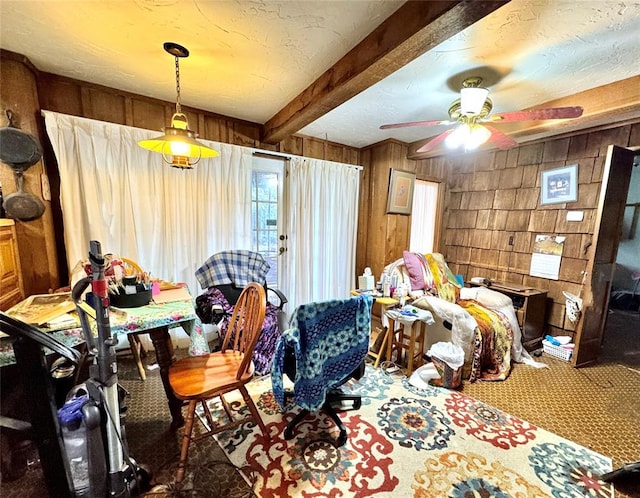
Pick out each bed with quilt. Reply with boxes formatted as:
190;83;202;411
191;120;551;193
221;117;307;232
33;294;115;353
384;252;543;382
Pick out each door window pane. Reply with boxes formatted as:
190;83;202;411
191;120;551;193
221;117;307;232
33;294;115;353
251;170;279;285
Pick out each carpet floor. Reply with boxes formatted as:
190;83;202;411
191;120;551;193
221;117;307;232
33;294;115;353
1;309;639;497
194;366;617;497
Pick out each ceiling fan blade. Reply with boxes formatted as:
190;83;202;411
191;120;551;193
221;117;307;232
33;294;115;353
487;106;583;123
416;129;455;153
484;125;519;149
380;119;454;130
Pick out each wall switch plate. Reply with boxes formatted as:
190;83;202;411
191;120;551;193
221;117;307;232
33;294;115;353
566;211;584;222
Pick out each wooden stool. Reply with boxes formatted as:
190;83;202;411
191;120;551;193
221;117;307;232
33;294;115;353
369;326;391;368
363;296;399;368
385;316;426;375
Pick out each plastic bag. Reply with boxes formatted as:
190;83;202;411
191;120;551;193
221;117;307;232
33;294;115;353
408;362;440;389
563;291;582;323
427;341;465;369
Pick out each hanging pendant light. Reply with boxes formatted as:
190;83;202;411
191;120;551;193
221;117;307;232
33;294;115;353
138;42;218;169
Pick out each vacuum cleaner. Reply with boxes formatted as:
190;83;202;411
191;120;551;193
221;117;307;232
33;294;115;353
69;239;151;497
0;239;150;496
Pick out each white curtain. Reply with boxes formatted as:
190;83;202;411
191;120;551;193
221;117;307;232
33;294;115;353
43;111;252;293
409;179;439;254
283;157;360;311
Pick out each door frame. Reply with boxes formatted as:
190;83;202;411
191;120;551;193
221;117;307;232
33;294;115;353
572;145;638;366
251;153;287;290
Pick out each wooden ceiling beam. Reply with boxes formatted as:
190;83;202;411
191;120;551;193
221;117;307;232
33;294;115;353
407;76;640;159
262;0;509;144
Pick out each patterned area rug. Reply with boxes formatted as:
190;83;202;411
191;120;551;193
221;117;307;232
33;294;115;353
198;366;614;497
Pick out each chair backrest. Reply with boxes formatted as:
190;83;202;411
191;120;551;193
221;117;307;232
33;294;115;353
220;282;267;379
272;295;373;411
195;250;270;291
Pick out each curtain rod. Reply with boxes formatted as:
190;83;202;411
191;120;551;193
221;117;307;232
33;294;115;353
252;150;363;171
253;151;290;161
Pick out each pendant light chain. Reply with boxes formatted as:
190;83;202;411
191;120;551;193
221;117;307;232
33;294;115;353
138;42;219;166
174;55;182;114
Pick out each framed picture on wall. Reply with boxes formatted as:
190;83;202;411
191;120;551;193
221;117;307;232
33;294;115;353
386;169;416;215
540;164;578;205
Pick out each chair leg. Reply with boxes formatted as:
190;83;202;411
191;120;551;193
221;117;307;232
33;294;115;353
200;399;216;431
176;400;197;484
240;385;267;436
284;409;310;440
283;393;361;444
323;401;348;447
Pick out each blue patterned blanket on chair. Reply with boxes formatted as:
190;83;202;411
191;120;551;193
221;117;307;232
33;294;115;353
271;295;373;412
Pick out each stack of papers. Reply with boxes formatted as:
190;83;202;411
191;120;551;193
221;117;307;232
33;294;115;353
153;286;192;304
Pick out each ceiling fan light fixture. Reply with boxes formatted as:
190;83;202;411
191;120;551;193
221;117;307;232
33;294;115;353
465;123;491;150
445;123;469;149
460;86;489;115
138;42;218;169
445;123;491;150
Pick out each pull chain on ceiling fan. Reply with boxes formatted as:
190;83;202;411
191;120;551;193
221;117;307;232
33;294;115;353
380;77;584;154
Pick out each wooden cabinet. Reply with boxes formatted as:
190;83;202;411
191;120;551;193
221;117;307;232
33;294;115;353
0;219;24;311
470;282;547;351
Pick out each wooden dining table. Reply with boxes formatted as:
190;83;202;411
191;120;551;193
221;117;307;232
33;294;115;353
1;293;210;429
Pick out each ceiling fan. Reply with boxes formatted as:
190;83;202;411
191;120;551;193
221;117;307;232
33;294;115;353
380;77;583;154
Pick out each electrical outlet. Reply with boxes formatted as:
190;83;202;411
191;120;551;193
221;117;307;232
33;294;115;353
508;235;514;246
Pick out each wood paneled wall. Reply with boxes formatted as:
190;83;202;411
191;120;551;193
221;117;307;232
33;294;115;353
35;70;361;165
0;50;360;293
358;123;640;339
357;140;415;281
0;54;60;297
3;46;639;340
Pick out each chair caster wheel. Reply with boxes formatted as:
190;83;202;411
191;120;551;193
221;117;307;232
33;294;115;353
335;432;347;447
284;427;295;440
353;399;361;410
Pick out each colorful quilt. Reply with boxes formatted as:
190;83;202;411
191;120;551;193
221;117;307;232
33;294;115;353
459;299;513;381
402;253;515;382
195;287;281;375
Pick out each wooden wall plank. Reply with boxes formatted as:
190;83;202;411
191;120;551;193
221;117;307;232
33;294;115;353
1;56;59;295
385;122;639;340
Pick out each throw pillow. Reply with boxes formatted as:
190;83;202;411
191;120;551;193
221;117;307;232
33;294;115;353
403;251;426;291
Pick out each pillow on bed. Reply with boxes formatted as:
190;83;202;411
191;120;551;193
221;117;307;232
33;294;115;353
403;251;426;291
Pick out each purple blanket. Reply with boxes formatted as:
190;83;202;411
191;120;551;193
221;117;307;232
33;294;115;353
195;287;281;375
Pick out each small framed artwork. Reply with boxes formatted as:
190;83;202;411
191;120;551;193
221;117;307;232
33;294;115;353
386;169;416;215
540;164;578;205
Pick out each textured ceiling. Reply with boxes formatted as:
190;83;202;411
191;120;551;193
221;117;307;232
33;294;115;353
1;0;639;152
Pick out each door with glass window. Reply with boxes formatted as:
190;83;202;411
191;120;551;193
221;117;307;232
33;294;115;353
251;155;286;293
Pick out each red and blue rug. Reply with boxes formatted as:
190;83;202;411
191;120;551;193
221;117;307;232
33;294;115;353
199;366;613;497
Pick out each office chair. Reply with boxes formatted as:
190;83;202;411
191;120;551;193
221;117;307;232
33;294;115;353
168;282;267;484
194;250;287;374
271;294;373;446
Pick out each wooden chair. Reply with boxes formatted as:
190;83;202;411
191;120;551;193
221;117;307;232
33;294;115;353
168;282;267;483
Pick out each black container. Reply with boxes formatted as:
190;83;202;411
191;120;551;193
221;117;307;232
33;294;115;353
109;284;152;308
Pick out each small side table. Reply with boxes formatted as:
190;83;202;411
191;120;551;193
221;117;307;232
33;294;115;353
369;297;399;368
350;293;398;368
383;309;434;375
